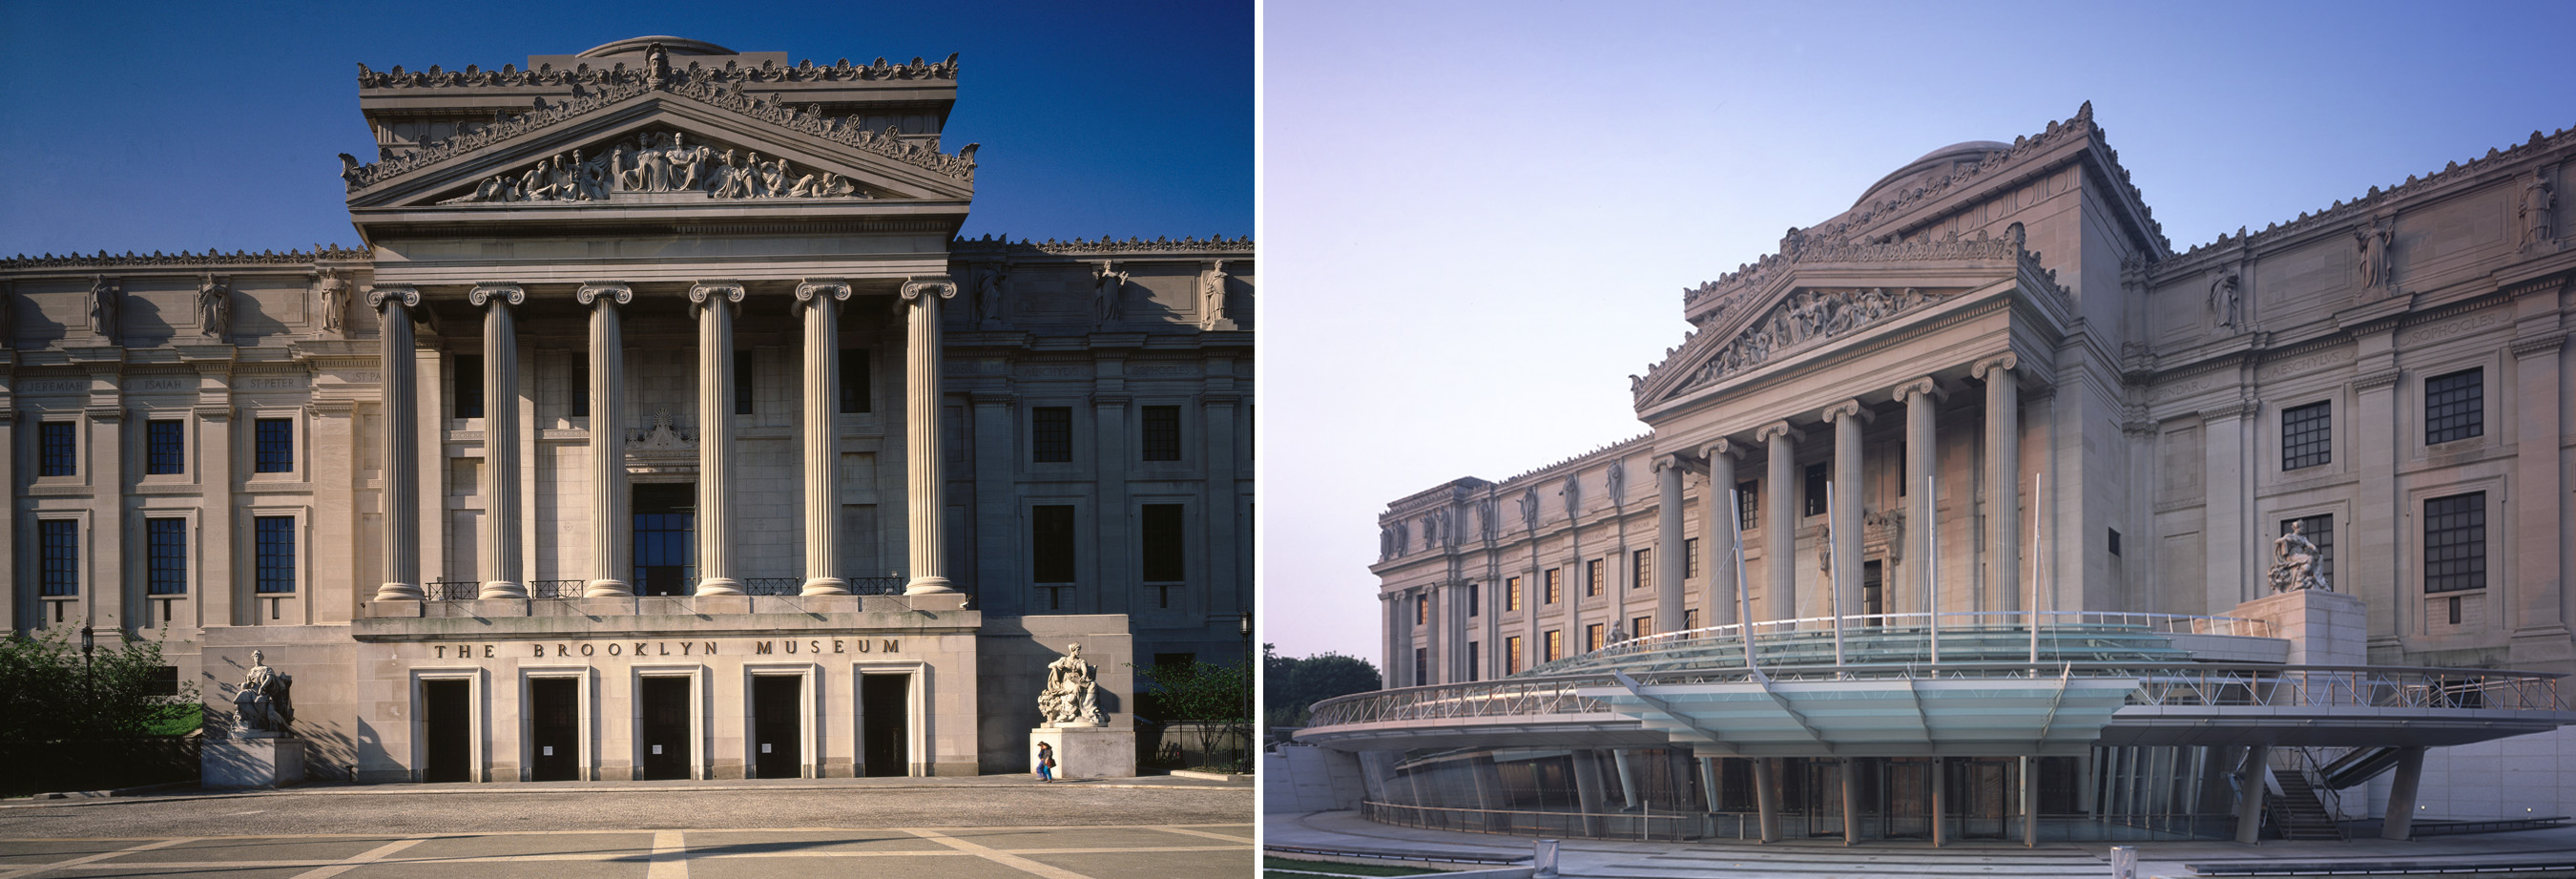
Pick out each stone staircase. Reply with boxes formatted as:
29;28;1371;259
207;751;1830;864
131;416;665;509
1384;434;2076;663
2268;769;2347;842
1585;844;2113;878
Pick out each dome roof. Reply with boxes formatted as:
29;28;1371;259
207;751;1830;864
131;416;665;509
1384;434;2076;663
575;36;738;58
1852;139;2009;210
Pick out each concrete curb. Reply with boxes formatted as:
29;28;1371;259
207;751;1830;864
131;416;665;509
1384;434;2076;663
0;778;1237;809
17;781;199;801
1170;769;1255;782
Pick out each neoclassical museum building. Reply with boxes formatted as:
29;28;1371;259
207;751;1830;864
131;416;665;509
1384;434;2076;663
1289;106;2576;845
1;38;1253;782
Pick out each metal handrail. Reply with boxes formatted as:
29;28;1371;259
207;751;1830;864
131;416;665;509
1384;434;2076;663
528;579;584;599
1585;611;2278;661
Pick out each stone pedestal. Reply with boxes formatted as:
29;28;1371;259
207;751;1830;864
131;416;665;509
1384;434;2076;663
2232;588;2368;666
203;736;305;788
1031;725;1135;779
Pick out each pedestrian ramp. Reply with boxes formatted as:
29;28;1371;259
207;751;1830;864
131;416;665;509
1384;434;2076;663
1579;845;2112;878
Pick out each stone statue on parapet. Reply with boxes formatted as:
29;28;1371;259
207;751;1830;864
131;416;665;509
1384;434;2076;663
233;650;296;737
1039;642;1105;727
197;275;233;341
2269;521;2330;593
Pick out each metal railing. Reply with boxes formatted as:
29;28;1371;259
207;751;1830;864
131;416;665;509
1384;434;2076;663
1576;611;2278;664
528;579;583;599
1361;800;1703;842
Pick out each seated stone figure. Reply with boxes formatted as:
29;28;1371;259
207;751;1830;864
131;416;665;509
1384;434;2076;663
233;650;295;737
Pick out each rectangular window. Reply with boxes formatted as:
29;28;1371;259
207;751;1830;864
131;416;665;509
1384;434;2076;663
1031;505;1076;583
1465;641;1480;682
1466;583;1480;617
255;515;296;594
146;420;185;474
1737;480;1758;530
254;418;293;473
146;518;186;596
2425;368;2483;445
569;362;590;418
453;355;484;419
1585;559;1603;596
2282;400;2331;470
734;350;755;415
1804;463;1828;516
1506;636;1524;675
1544;630;1561;662
1684;537;1701;579
2108;528;2123;556
1543;568;1561;604
2424;493;2484;594
40;520;77;596
1585;622;1605;653
1505;576;1522;612
839;351;870;413
2280;514;2333;588
1141;405;1181;462
41;422;75;476
1683;608;1700;631
1141;504;1185;584
1413;648;1426;686
1416;594;1427;626
1031;407;1072;463
1632;615;1653;639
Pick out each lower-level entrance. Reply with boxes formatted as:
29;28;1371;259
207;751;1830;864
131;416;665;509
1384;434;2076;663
862;673;908;777
639;677;693;780
752;676;803;779
529;678;578;782
422;679;471;783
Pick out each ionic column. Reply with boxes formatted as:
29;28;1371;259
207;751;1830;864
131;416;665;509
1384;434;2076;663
1975;354;2019;614
1899;379;1941;620
1757;421;1800;623
1827;400;1869;622
1653;454;1686;637
471;283;526;599
798;280;854;596
579;283;633;598
370;286;424;601
900;278;959;596
1702;440;1738;628
692;281;746;596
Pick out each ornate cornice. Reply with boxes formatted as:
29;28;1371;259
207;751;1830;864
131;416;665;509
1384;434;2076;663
949;235;1256;256
357;53;958;90
2353;368;2404;391
2;246;367;271
2511;333;2566;359
575;283;633;306
1649;285;1955;397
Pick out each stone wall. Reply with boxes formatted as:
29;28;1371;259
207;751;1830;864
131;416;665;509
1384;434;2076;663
975;614;1133;774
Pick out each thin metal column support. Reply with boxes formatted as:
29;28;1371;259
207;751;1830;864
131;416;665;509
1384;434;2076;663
2382;746;2428;840
1753;757;1781;843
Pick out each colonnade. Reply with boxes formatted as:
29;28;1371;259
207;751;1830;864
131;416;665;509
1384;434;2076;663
364;279;960;603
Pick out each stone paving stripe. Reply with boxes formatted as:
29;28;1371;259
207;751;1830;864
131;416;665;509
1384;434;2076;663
646;830;687;879
282;835;433;879
904;828;1099;879
1149;826;1258;843
0;837;192;879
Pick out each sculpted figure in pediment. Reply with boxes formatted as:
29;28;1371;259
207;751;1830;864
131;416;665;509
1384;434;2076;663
671;135;709;191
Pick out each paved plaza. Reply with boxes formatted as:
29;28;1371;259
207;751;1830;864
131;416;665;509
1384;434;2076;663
0;777;1253;879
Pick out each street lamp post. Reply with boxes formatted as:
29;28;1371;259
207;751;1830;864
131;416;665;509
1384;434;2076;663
79;625;96;709
1238;612;1253;766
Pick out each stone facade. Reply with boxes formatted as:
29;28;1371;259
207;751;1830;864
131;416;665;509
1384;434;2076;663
3;36;1252;784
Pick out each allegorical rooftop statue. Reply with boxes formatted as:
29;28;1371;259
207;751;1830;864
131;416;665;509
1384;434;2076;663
1039;643;1105;727
233;650;295;738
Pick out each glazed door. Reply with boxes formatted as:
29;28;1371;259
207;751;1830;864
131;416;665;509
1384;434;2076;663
422;680;471;783
1802;759;1843;838
862;674;909;777
1882;758;1932;839
633;483;695;596
639;677;692;780
528;678;578;782
752;676;803;779
1949;758;2010;840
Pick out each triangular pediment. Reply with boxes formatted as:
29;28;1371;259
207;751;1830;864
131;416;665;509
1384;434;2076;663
1632;283;1967;407
344;83;976;209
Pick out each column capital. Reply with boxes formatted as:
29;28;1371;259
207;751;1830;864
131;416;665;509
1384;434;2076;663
1895;376;1945;403
1755;420;1803;445
796;278;854;303
1824;399;1873;424
576;282;633;306
1971;352;2019;381
467;283;524;308
901;276;957;302
1701;438;1737;461
690;280;746;305
1652;452;1698;474
365;284;420;310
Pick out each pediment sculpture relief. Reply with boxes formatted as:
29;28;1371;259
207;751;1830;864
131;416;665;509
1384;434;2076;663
1688;286;1945;387
439;131;869;204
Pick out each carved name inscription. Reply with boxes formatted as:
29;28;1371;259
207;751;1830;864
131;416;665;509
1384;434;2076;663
21;380;86;394
239;377;308;390
2399;309;2506;346
427;637;902;660
130;378;190;392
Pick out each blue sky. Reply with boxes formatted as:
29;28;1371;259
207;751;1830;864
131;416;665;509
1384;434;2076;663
1260;1;2576;665
0;0;1251;253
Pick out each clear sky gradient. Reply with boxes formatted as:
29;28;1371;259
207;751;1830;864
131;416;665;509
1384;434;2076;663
1259;1;2576;666
0;0;1250;253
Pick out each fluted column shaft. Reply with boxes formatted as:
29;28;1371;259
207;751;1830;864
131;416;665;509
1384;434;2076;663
1979;356;2020;614
1901;381;1939;618
1830;402;1865;620
582;285;632;597
371;288;423;601
474;285;526;598
1760;423;1797;623
799;281;852;596
1702;442;1737;628
902;279;959;596
1653;455;1685;637
693;283;745;595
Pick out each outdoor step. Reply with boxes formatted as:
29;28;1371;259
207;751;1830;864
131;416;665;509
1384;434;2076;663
1593;848;2114;878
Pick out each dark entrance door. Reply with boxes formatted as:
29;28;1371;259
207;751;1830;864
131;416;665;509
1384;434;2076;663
529;678;578;782
1801;759;1843;838
1949;758;2010;840
1861;560;1884;626
422;679;471;783
1882;758;1933;839
752;676;802;779
861;674;908;777
639;677;692;780
634;483;695;596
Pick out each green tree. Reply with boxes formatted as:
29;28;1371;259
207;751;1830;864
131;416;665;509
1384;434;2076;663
0;629;197;743
1132;659;1252;770
1263;644;1380;729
